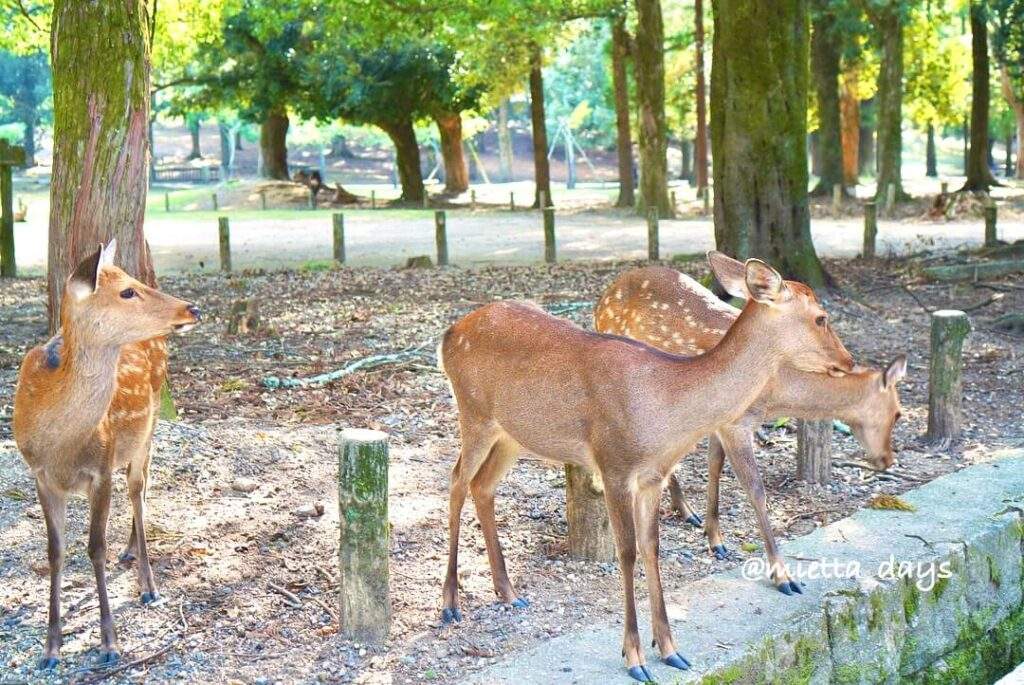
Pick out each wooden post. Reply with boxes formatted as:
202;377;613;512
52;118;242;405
434;210;449;266
565;465;616;562
832;184;842;214
338;428;390;643
164;192;170;213
538;190;546;209
422;191;429;209
863;201;877;259
218;216;231;272
543;207;556;263
0;140;26;278
940;180;949;196
984;201;997;247
647;208;659;261
333;213;345;265
796;420;832;483
309;186;317;210
702;187;711;214
885;183;896;216
211;193;218;212
470;189;476;211
670;189;677;209
260;190;267;211
927;310;970;445
509;191;515;211
371;189;376;209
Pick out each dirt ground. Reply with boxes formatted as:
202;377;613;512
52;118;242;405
1;255;1022;684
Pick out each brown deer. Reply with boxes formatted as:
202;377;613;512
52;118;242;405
595;257;905;594
13;241;200;670
438;256;854;681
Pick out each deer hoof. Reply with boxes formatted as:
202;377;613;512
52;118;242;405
510;597;529;609
684;513;703;527
441;607;462;624
663;652;691;670
99;650;120;666
711;544;730;560
38;656;59;670
777;581;797;596
141;591;165;607
118;550;136;564
627;664;655;682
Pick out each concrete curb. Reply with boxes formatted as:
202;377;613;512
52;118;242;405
474;450;1024;684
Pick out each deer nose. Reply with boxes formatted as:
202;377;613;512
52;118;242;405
187;304;201;321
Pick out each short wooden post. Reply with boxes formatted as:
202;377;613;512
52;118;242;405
422;191;429;209
332;213;345;265
927;310;970;445
647;208;659;261
670;190;677;209
218;216;231;272
509;191;515;211
538;190;546;209
164;192;170;212
338;428;390;643
984;200;997;247
260;190;267;211
309;186;317;210
863;201;877;259
371;189;376;209
212;193;218;212
702;188;711;214
470;189;476;211
940;181;949;196
565;465;616;562
543;207;556;263
885;183;896;216
434;210;449;266
832;184;842;214
796;420;832;483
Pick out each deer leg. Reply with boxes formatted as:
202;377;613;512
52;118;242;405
667;472;702;527
127;449;162;605
36;478;67;670
706;435;729;559
87;474;119;663
603;480;651;682
718;429;801;596
119;462;138;564
469;439;523;607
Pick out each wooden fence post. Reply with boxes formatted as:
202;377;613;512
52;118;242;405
435;210;449;266
164;192;170;213
470;189;476;211
832;184;842;214
1;141;25;278
565;465;616;562
218;216;231;272
333;213;345;265
338;428;390;643
538;190;546;209
670;190;676;209
647;208;659;261
703;188;711;214
309;186;317;210
260;190;267;211
510;191;515;211
984;201;997;247
211;193;218;212
422;191;429;209
940;180;949;196
796;420;832;483
885;183;896;216
863;201;877;259
371;189;376;209
927;310;970;445
543;207;556;264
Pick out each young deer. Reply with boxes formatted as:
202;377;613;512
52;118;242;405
595;256;905;593
439;257;854;681
13;241;200;669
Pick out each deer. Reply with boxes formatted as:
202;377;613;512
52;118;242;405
12;240;201;670
594;255;905;594
438;255;855;681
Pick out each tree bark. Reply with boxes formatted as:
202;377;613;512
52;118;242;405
528;44;552;208
259;107;289;180
963;0;998;191
188;117;202;159
840;70;860;185
679;138;692;181
694;0;709;196
810;5;844;195
634;0;672;216
611;16;636;208
565;465;616;562
926;124;938;177
858;97;875;177
711;0;830;288
1000;67;1024;179
497;99;514;182
48;0;154;330
1006;133;1015;177
434;112;470;194
871;5;905;201
381;119;425;204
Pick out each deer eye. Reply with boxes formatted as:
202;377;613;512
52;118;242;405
815;315;827;327
120;288;137;299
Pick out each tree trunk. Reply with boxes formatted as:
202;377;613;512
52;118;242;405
694;0;709;196
381;119;425;204
565;465;616;562
926;124;938;177
810;5;844;195
188;118;202;159
711;0;830;288
809;131;821;176
497;99;514;182
48;0;154;330
1000;67;1024;179
872;6;905;201
840;70;860;185
859;97;875;176
679;139;692;181
235;129;243;151
529;44;553;208
1006;133;1015;178
435;112;470;194
634;0;672;216
963;1;998;190
611;16;636;208
259;108;289;180
22;116;36;167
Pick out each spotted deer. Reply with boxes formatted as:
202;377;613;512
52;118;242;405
595;256;905;593
13;241;200;669
438;256;854;681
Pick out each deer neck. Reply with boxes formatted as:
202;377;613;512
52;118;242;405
773;367;879;420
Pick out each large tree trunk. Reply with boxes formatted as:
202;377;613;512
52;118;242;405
435;112;469;194
711;0;830;288
694;0;709;197
926;124;938;177
48;0;154;329
381;119;425;204
260;107;289;180
810;4;844;195
963;0;998;190
529;44;553;208
1001;68;1024;179
871;6;905;201
188;117;202;159
634;0;672;217
497;99;514;182
611;16;636;208
840;69;860;186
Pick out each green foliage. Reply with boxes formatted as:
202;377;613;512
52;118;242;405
904;2;970;130
992;0;1024;102
0;50;52;131
545;23;616;147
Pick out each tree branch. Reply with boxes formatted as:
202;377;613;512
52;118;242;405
11;0;46;33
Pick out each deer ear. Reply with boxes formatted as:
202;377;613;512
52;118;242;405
744;259;787;304
707;251;748;299
882;354;907;389
99;238;117;267
67;244;104;301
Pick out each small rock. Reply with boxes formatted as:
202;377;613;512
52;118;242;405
231;477;259;493
295;502;325;518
